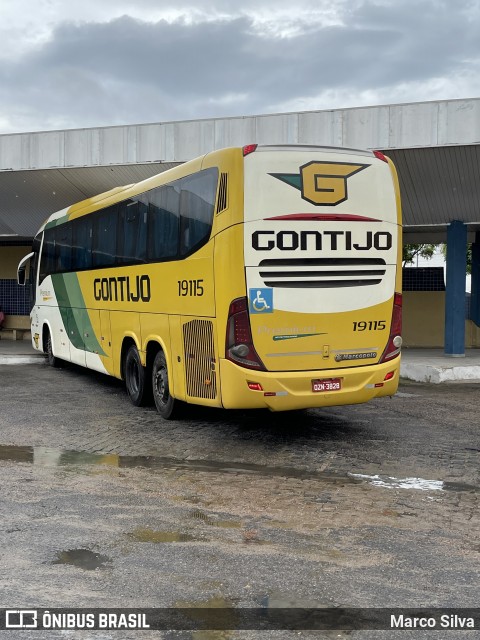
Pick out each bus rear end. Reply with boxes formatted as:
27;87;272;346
220;145;402;411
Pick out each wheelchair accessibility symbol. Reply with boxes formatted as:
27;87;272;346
249;288;273;314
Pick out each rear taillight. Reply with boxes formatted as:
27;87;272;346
226;297;265;370
243;144;258;156
380;293;403;362
374;150;389;163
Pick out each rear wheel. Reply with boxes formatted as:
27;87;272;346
152;350;181;419
125;344;150;406
44;329;59;368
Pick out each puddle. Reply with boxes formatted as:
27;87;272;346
258;592;352;637
442;480;478;493
174;597;237;639
191;510;242;529
1;443;477;494
0;445;33;463
51;548;111;570
127;527;197;543
349;473;444;491
349;473;477;493
0;443;349;482
260;590;336;608
190;510;268;545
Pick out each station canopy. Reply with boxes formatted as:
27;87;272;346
1;98;480;243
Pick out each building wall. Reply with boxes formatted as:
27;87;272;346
0;246;30;278
1;98;479;170
403;291;480;348
0;245;32;315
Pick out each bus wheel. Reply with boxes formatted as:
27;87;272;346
45;329;59;368
152;351;178;419
125;344;148;406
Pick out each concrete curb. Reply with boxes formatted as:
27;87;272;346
400;362;480;383
0;356;44;365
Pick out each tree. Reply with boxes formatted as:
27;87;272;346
402;244;436;267
440;243;472;274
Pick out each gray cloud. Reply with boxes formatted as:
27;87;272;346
0;0;479;132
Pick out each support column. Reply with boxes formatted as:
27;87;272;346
445;220;467;356
470;231;480;327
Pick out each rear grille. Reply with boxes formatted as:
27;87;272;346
216;172;228;213
183;319;217;399
258;258;386;288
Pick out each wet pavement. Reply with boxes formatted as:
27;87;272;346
0;360;479;639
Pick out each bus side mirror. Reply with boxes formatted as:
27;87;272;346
17;252;34;286
17;266;26;286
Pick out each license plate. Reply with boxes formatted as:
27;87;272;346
312;378;342;392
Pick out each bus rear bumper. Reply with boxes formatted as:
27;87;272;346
219;357;401;411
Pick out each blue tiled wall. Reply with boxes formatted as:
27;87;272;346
0;280;32;315
402;267;445;291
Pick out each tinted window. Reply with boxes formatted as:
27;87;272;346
54;224;73;272
146;184;180;261
37;167;218;278
118;201;147;264
30;234;41;287
179;168;218;256
144;168;217;262
39;228;55;283
93;206;118;268
72;216;93;270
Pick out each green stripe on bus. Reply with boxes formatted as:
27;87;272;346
51;273;106;356
45;215;70;229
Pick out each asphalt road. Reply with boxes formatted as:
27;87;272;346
0;360;479;639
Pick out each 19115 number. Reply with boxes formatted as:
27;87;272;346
178;279;204;296
353;320;386;331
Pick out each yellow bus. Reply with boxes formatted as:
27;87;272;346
18;144;402;418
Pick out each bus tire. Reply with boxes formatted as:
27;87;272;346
152;350;180;419
45;329;59;368
125;344;149;406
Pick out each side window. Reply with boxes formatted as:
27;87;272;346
54;224;73;272
35;166;219;279
93;206;118;268
118;200;147;264
146;185;180;261
72;216;93;270
39;228;56;283
30;234;41;287
179;168;218;257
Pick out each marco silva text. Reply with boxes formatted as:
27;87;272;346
391;614;476;629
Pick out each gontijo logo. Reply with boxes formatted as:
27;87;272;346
270;161;369;206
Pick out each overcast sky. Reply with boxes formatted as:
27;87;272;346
0;0;479;134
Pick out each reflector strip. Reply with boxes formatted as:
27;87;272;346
265;213;381;222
